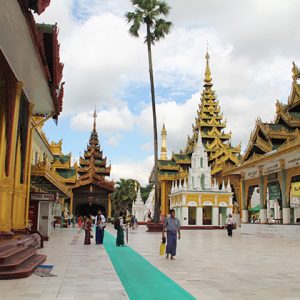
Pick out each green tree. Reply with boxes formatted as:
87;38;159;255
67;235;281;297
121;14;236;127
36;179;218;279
111;179;137;218
125;0;172;223
141;183;154;203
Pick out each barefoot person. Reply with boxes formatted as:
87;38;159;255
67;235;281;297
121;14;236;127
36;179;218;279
95;210;106;245
163;209;181;260
226;214;234;237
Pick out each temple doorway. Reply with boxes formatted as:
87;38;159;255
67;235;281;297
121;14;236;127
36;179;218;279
76;203;106;218
203;206;212;225
188;207;196;225
219;207;227;226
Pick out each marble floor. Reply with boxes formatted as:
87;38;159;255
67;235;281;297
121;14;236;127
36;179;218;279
108;225;300;300
0;226;300;300
0;228;127;300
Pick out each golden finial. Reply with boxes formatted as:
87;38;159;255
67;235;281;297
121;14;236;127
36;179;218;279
204;44;212;85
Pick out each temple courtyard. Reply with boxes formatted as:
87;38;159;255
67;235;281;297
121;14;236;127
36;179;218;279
0;226;299;300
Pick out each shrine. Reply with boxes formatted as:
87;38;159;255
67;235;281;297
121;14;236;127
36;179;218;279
71;110;114;218
170;132;232;227
155;51;240;220
224;62;300;226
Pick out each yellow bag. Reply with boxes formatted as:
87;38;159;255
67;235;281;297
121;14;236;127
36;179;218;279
159;236;166;256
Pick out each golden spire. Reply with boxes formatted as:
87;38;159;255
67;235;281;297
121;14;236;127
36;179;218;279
204;50;212;83
93;107;97;132
160;123;168;160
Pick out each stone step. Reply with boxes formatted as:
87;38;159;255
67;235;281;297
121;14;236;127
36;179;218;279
0;254;46;279
0;248;37;269
0;245;28;260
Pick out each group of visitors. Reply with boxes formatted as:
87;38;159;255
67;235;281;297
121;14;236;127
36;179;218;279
82;210;106;245
79;207;234;256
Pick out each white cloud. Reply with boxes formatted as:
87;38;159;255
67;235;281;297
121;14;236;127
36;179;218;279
107;134;122;147
70;106;136;133
38;0;300;184
110;156;154;186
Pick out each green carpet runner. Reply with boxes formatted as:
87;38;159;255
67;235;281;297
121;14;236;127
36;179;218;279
103;231;196;300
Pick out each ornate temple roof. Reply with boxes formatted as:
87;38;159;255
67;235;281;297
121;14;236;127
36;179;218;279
72;110;114;192
242;62;300;162
183;52;240;175
156;52;241;181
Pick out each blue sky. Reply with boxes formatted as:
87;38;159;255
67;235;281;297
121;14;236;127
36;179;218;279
38;0;300;185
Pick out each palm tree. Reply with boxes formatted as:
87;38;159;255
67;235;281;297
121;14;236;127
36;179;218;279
111;178;137;218
125;0;172;223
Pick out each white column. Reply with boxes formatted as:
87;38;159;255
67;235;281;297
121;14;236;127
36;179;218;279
283;208;291;224
182;207;189;226
196;206;203;226
242;210;249;223
212;206;219;226
260;209;267;224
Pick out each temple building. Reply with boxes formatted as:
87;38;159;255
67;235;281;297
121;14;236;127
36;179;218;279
170;132;232;227
0;0;64;278
29;117;73;239
224;62;300;226
0;0;64;234
155;52;240;220
71;111;114;218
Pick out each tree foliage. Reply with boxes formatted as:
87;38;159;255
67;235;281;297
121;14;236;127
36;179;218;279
141;183;154;203
111;179;137;218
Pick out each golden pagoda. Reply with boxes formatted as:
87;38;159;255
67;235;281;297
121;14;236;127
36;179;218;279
185;51;241;176
154;51;241;220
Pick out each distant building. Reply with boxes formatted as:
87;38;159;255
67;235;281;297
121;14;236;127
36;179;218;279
71;110;114;218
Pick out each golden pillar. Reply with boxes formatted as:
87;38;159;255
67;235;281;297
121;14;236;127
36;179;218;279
160;180;166;218
69;193;74;215
12;101;34;230
0;82;22;232
0;99;13;232
24;103;34;227
107;194;112;218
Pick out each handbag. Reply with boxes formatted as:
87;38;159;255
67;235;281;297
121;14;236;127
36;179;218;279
159;236;166;256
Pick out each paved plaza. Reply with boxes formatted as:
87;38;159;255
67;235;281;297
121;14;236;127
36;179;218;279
0;226;300;300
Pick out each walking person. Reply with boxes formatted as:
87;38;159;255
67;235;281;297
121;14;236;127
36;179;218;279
95;210;106;244
84;216;92;245
163;209;181;260
114;212;125;247
226;214;234;237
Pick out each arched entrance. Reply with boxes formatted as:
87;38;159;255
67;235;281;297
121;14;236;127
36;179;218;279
76;203;106;217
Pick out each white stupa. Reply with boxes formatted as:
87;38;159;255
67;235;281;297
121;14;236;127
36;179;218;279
144;186;155;221
132;187;145;222
188;131;212;190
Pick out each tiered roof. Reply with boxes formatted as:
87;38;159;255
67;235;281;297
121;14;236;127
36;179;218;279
184;52;240;175
50;140;77;185
72;111;113;192
156;52;240;181
243;62;300;162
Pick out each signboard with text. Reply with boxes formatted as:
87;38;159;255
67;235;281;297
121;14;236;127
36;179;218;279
263;161;280;176
245;167;259;180
30;193;55;201
285;152;300;169
291;182;300;197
